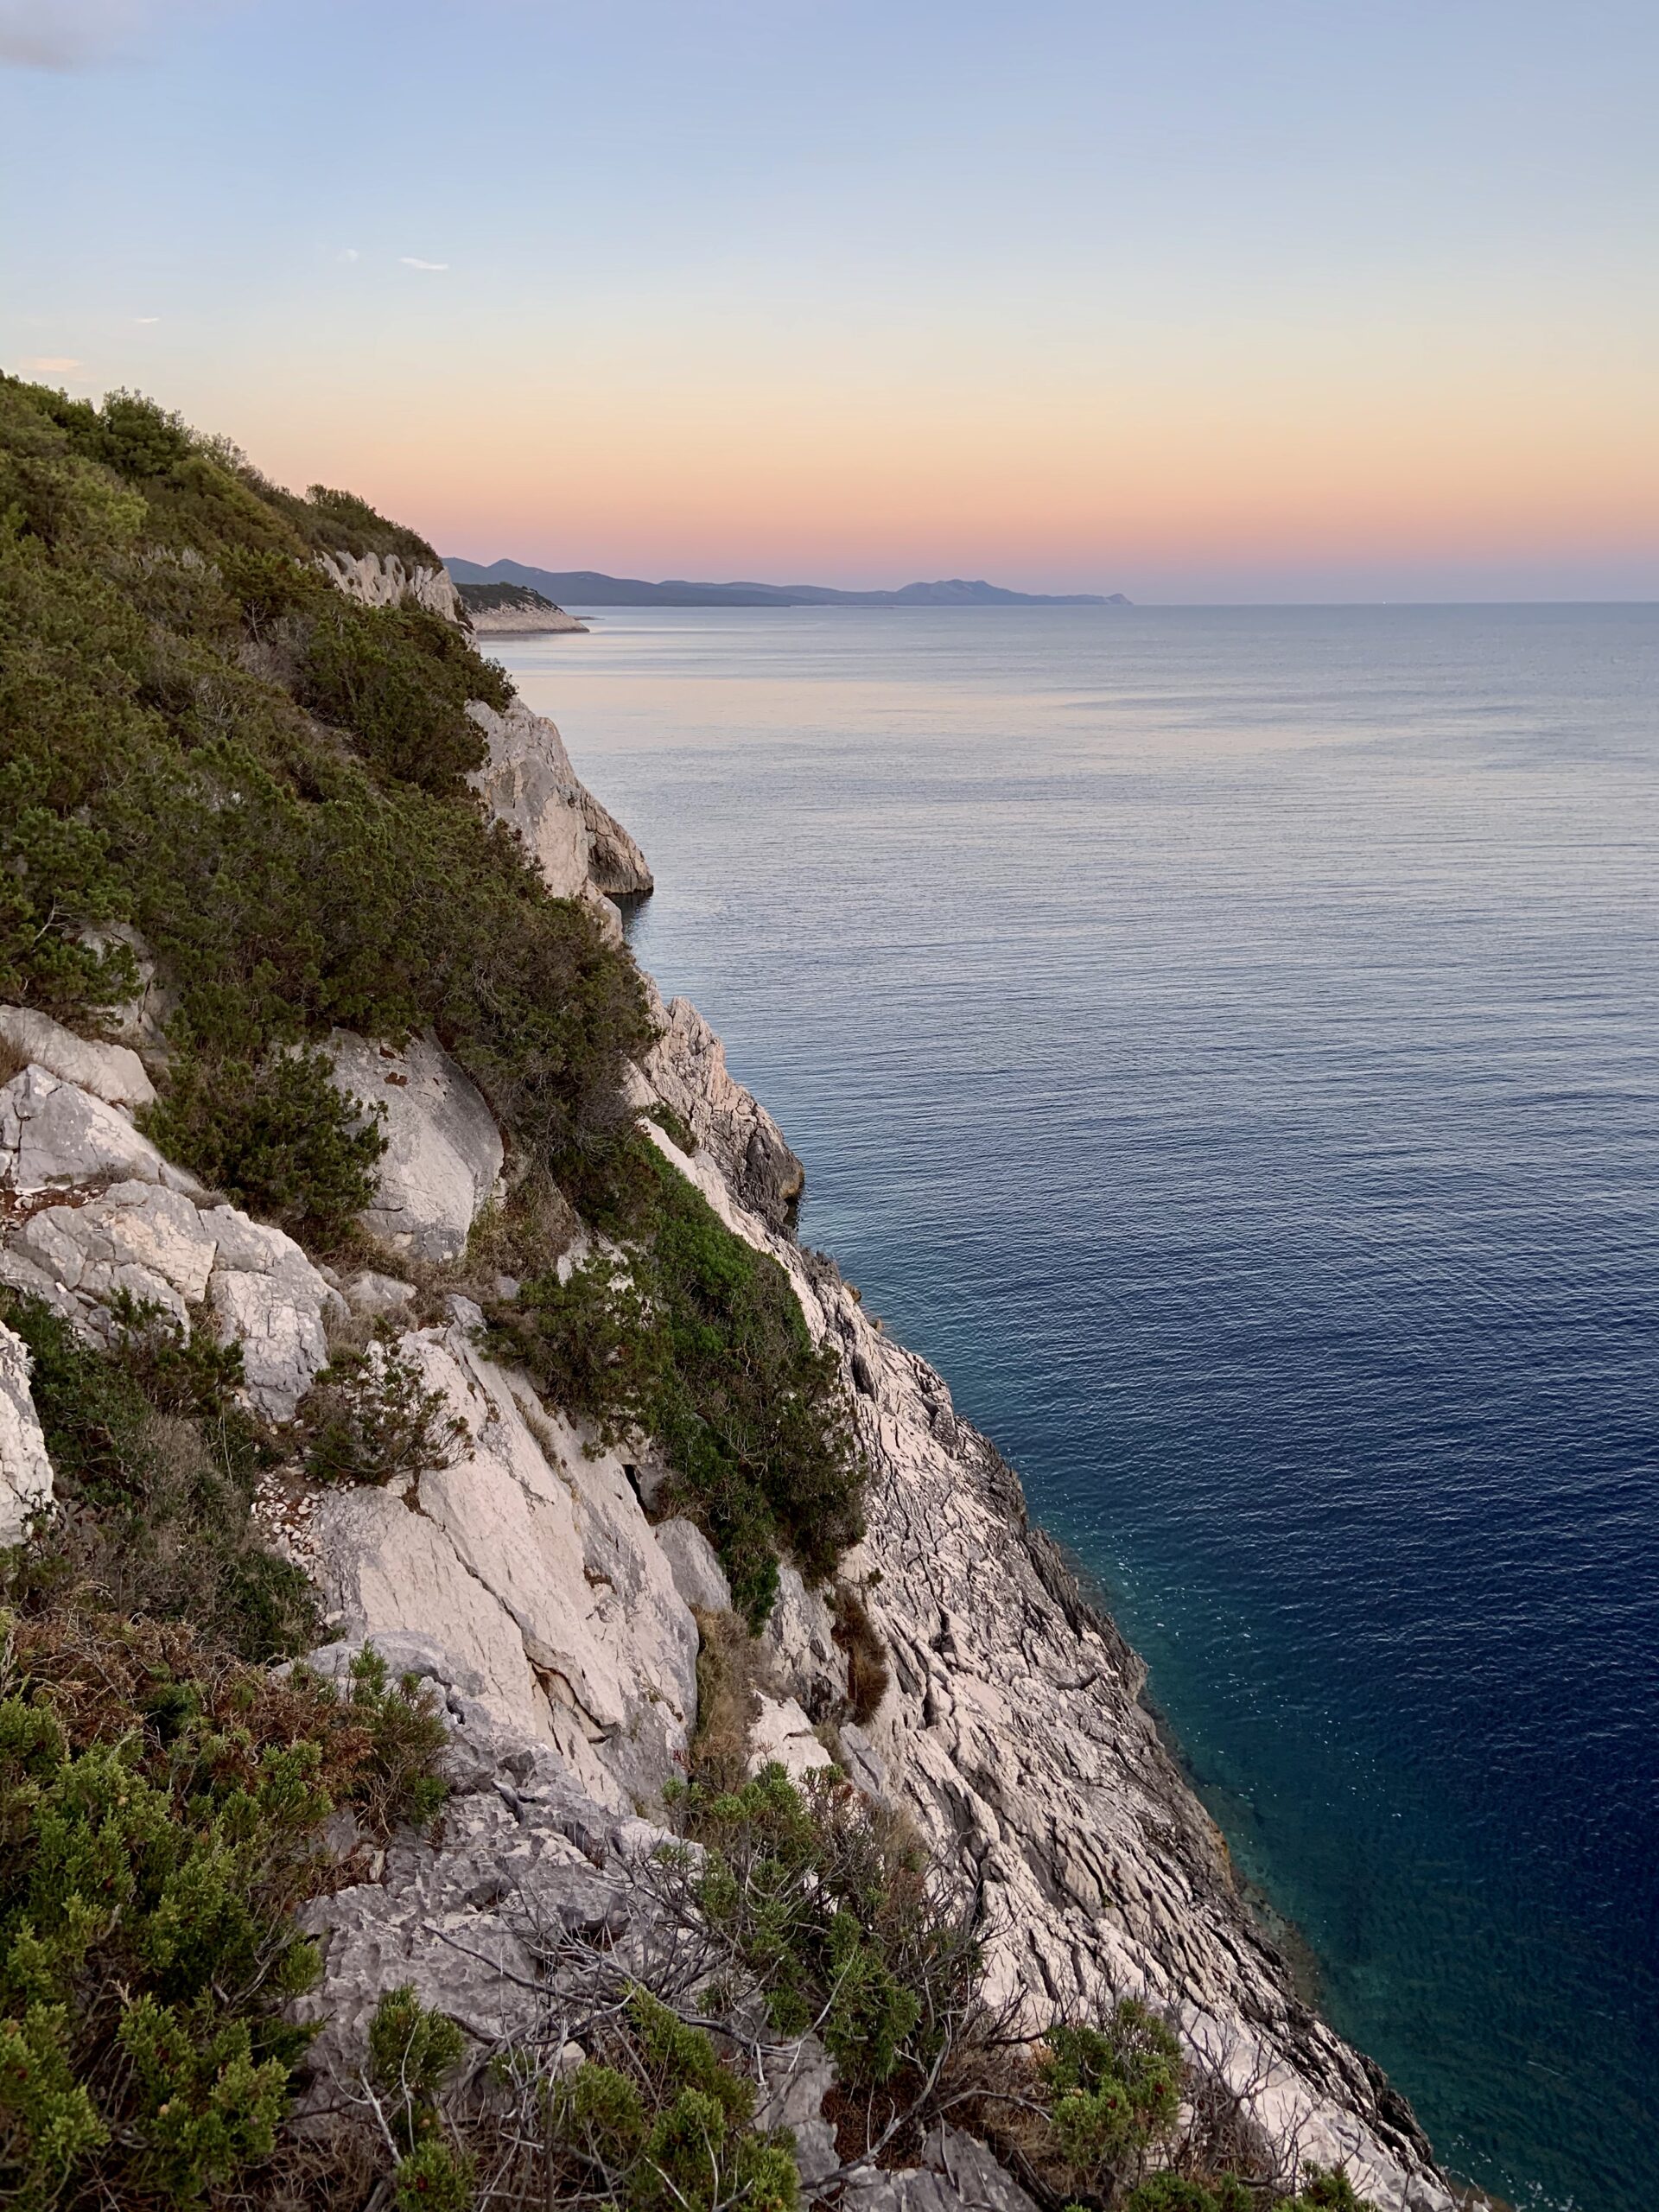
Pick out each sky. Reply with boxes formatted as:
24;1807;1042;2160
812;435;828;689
2;0;1656;601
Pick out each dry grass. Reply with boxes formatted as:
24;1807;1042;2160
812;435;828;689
834;1579;892;1725
688;1604;762;1791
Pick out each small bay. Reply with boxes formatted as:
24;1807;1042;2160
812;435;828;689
501;602;1658;2212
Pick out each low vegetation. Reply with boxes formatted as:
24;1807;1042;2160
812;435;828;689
486;1146;864;1624
0;1289;315;1663
0;1605;446;2209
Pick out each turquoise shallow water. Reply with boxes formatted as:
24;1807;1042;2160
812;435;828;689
499;605;1659;2211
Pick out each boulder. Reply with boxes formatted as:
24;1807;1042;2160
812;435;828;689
0;1065;196;1195
325;1030;503;1263
0;1321;53;1543
0;1007;155;1111
343;1268;416;1318
842;2126;1040;2212
747;1694;836;1785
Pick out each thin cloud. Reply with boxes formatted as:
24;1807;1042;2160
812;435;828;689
337;247;360;264
134;315;160;325
20;357;86;377
399;257;449;272
0;1;223;68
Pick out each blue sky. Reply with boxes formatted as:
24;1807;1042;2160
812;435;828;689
3;0;1655;599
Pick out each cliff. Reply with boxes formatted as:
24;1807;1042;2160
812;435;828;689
0;376;1462;2212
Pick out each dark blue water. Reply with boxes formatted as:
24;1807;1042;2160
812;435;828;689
502;605;1659;2212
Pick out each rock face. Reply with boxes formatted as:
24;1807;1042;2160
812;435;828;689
324;1030;503;1262
0;1320;53;1542
0;1067;341;1420
0;1007;156;1111
308;1307;698;1812
638;990;804;1228
466;697;653;904
316;548;465;623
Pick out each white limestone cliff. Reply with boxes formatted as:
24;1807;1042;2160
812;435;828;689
316;547;465;623
0;838;1459;2212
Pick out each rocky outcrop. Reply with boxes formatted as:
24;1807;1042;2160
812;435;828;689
0;1320;53;1542
0;1007;156;1111
465;698;653;906
323;1030;503;1263
316;548;464;623
0;1066;342;1420
304;1306;698;1812
637;990;804;1228
457;582;589;635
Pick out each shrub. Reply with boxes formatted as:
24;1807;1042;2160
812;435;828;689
1123;2178;1252;2212
488;1150;864;1624
518;1988;797;2212
299;597;505;797
299;1331;467;1491
664;1764;980;2095
0;1605;445;2207
1038;2003;1184;2191
0;1290;315;1663
364;1986;475;2212
140;1046;388;1239
833;1582;890;1725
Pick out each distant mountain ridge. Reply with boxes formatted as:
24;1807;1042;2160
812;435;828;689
444;556;1128;608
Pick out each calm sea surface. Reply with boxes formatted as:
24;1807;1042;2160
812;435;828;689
500;605;1659;2212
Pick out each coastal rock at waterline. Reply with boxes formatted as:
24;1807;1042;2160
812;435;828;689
307;1312;699;1811
1;1071;342;1420
639;991;804;1228
581;786;653;899
0;1006;156;1112
325;1029;503;1263
0;1322;53;1543
316;547;465;624
466;698;654;904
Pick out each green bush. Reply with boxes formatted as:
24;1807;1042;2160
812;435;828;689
300;1330;467;1491
665;1764;978;2094
541;1989;798;2212
299;596;507;796
488;1149;863;1624
0;1290;315;1663
0;1606;445;2207
141;1046;388;1238
1123;2177;1251;2212
1039;2003;1184;2190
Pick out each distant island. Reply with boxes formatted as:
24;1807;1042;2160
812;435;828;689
455;580;588;634
444;556;1129;609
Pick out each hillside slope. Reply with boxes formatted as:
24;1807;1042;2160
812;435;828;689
0;378;1458;2212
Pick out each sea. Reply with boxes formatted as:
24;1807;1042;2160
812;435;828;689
498;603;1659;2212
